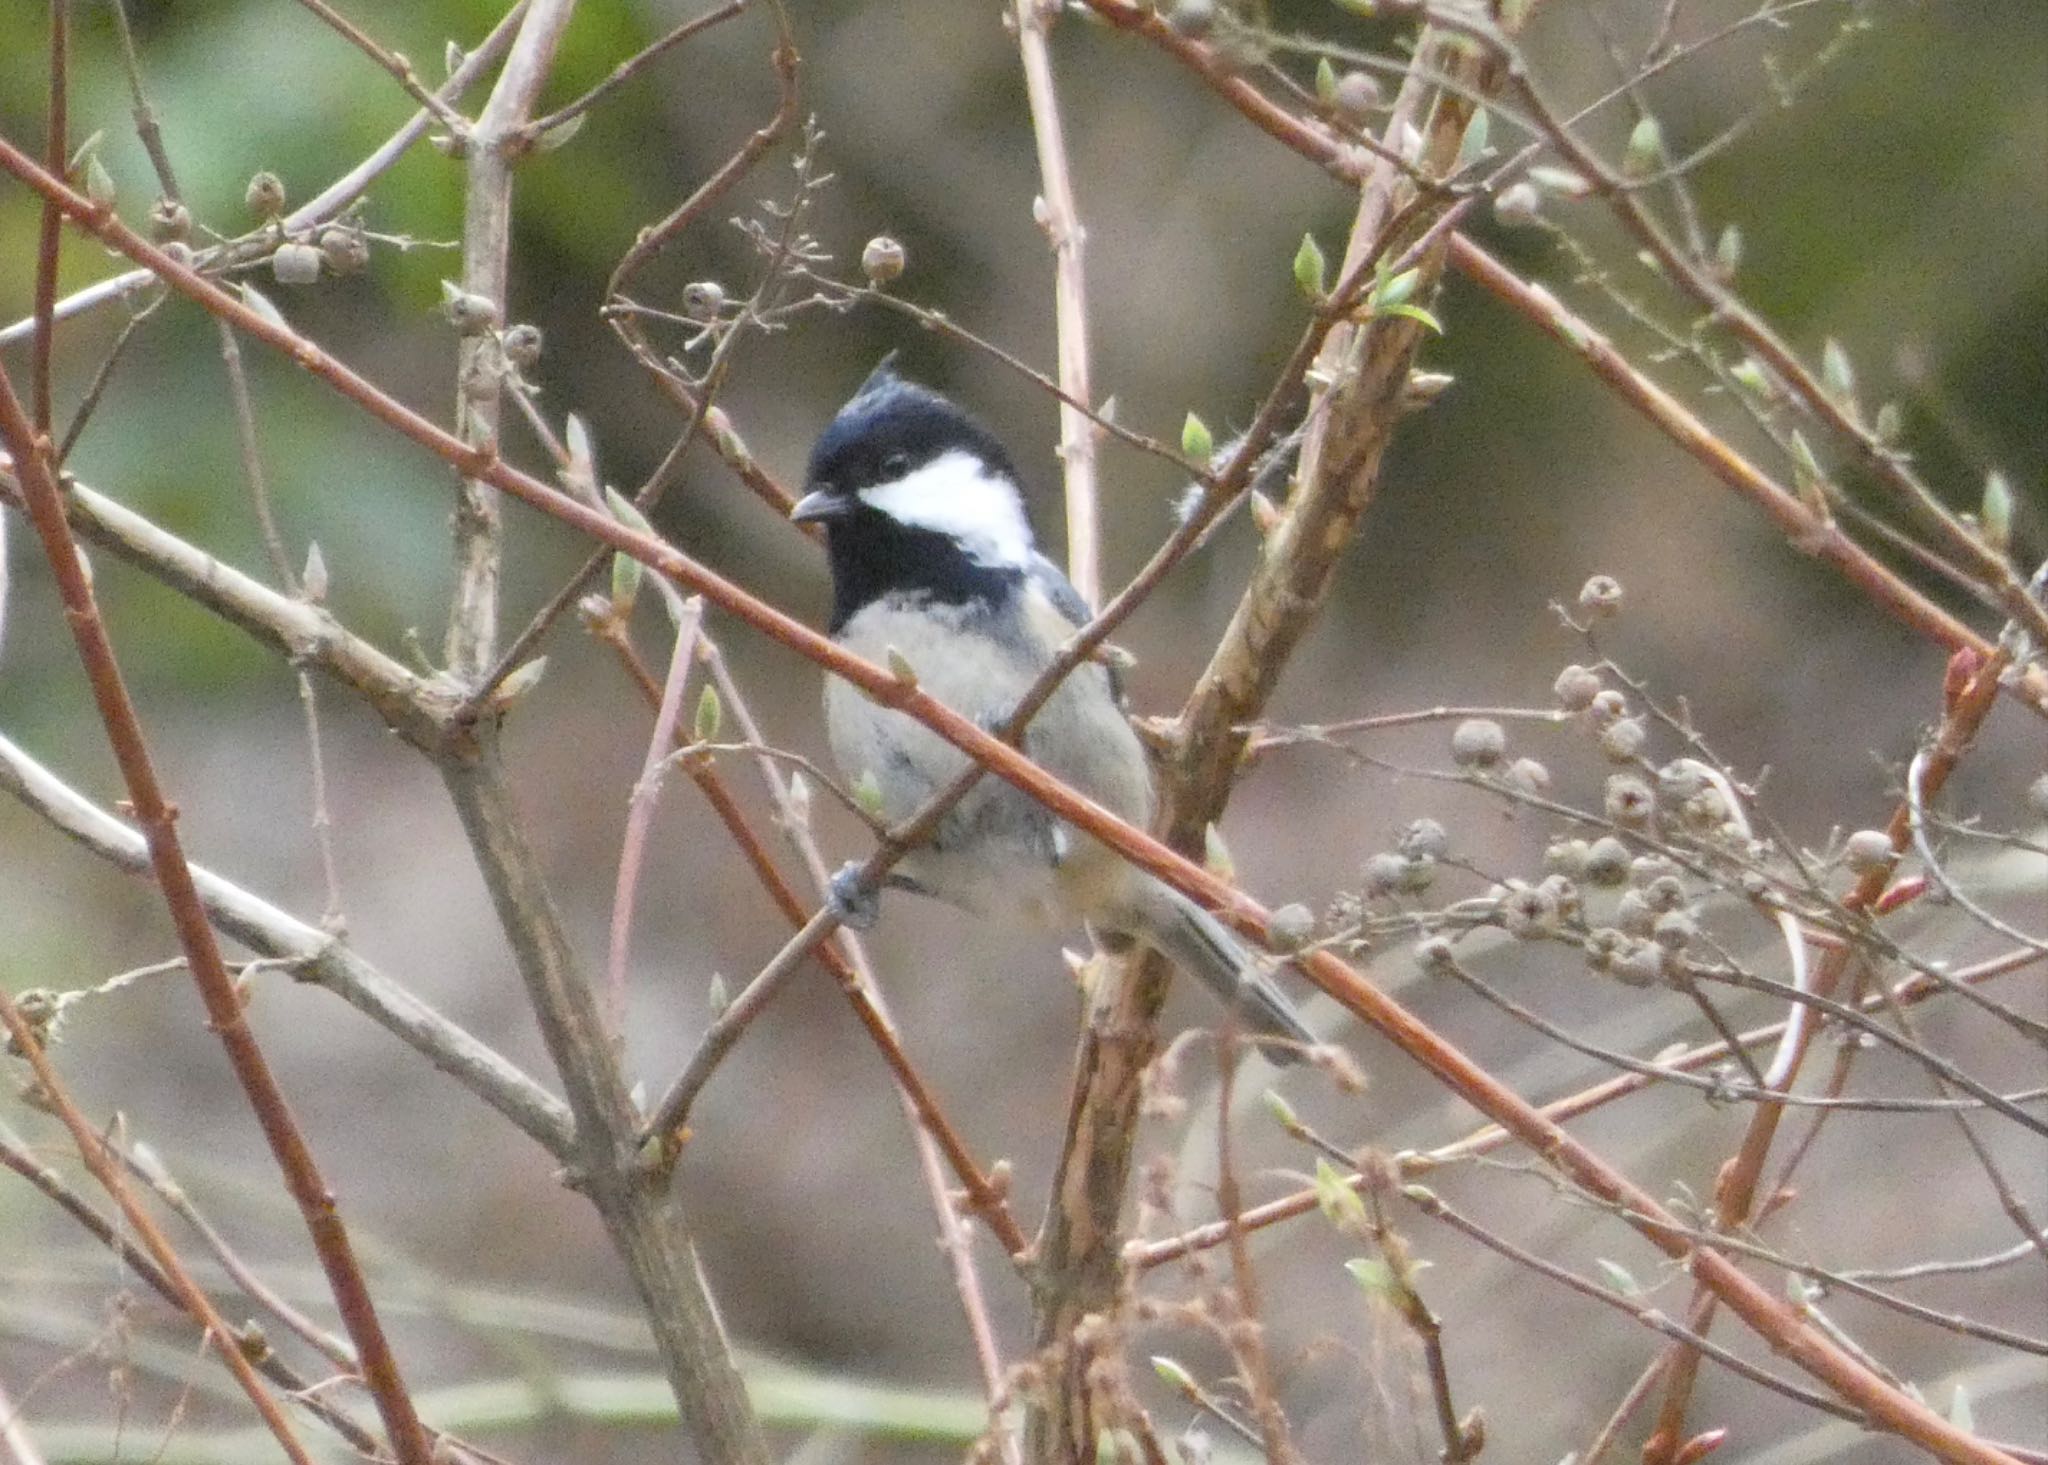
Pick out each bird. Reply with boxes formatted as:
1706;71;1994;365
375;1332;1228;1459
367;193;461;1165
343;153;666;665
790;359;1316;1063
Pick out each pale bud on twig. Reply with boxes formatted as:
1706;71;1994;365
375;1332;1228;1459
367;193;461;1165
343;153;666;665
245;169;286;218
861;235;906;287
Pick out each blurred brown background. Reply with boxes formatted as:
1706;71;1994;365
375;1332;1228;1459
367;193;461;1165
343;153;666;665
1;0;2043;1460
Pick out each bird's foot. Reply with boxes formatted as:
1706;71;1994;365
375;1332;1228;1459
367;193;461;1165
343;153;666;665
828;862;881;930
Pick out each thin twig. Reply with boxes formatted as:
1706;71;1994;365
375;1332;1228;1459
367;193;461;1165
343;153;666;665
605;595;706;1032
113;1135;357;1370
0;730;576;1156
1126;948;2037;1267
0;140;2011;1459
1400;1183;1866;1425
290;0;469;128
0;359;431;1465
0;1117;387;1459
0;2;531;348
0;1001;319;1464
526;0;751;137
592;620;1025;1457
30;0;67;437
1013;0;1101;604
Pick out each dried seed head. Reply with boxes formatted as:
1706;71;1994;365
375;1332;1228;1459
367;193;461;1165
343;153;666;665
1656;760;1706;801
1843;828;1894;874
1416;935;1455;971
1538;873;1581;921
1587;688;1629;726
1584;926;1628;970
1498;880;1559;938
1629;854;1678;887
1362;851;1408;896
1578;573;1624;617
1450;717;1507;769
1267;902;1316;952
1545;838;1590;877
681;280;726;321
439;282;500;335
1553;662;1601;711
270;242;322;286
1506;756;1552;796
1397;818;1448;860
861;235;907;286
1643;874;1688;912
1331;69;1380;122
1599;716;1647;763
1604;773;1655;826
1652;910;1697;950
502;322;544;370
1614;889;1656;937
1614;941;1665;988
148;197;192;244
1493;180;1542;226
244;170;286;218
317;225;369;275
1397;854;1438;893
1584;836;1631;886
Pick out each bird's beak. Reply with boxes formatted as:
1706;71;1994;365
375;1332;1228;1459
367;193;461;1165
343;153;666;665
790;489;845;525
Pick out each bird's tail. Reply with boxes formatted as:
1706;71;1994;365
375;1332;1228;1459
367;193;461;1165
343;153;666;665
1117;875;1317;1065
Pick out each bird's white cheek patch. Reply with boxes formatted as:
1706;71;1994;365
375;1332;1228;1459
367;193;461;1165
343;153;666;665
861;449;1034;568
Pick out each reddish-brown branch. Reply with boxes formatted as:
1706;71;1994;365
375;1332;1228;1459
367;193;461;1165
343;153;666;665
0;362;431;1465
1643;645;2017;1462
1451;238;2044;713
0;140;2011;1460
31;0;67;436
1127;944;2036;1271
596;622;1030;1257
1482;58;2048;652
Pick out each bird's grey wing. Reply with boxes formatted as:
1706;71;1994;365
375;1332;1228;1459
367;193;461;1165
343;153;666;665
1026;553;1124;706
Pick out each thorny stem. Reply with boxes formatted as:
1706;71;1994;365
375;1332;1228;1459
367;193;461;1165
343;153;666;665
1030;11;1508;1453
1212;1051;1296;1463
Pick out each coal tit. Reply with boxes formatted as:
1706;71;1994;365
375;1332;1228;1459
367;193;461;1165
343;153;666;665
791;360;1315;1062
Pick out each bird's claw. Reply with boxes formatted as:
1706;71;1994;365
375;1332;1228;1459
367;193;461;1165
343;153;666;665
828;862;881;930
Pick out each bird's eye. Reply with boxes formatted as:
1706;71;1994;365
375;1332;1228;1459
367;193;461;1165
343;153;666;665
880;451;911;478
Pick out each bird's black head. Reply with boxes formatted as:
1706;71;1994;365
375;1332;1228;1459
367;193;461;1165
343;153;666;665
793;361;1039;632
